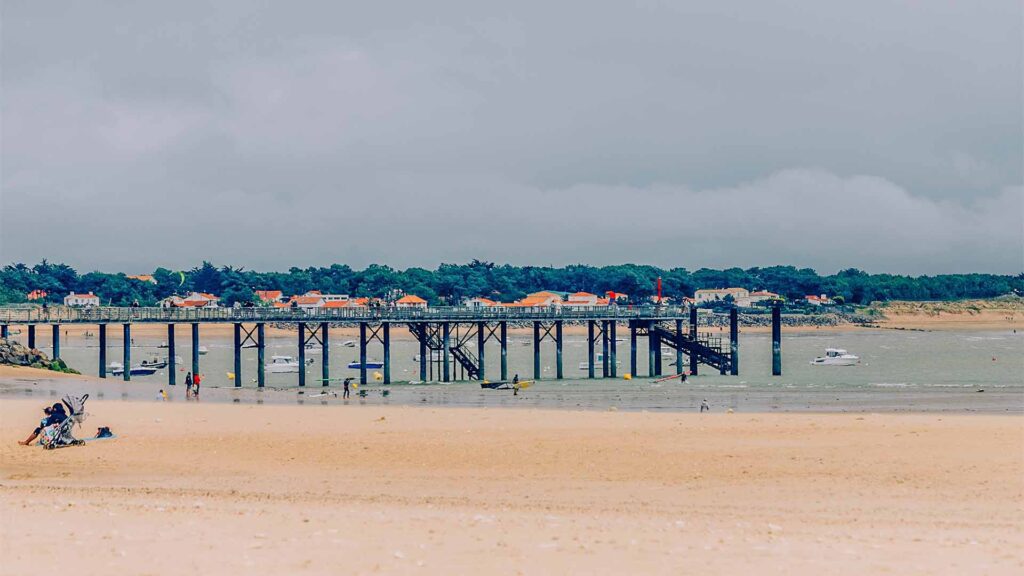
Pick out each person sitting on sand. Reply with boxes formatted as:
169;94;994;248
19;404;66;446
700;398;710;413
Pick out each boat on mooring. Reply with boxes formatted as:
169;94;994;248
347;359;384;370
810;348;860;366
108;362;158;376
268;355;314;373
577;353;622;370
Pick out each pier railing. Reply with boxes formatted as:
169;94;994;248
0;305;689;325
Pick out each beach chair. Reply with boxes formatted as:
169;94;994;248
42;394;89;450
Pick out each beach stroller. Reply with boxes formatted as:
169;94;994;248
42;394;89;450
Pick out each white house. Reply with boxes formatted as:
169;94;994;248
565;292;600;307
464;297;498;308
735;290;781;307
64;292;100;307
805;294;834;306
159;292;220;308
694;287;749;304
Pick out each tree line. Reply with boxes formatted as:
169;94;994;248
1;260;1020;307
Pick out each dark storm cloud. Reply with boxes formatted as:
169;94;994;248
1;1;1021;274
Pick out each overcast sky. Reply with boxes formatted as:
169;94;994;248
2;1;1021;275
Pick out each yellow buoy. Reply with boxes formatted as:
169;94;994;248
623;373;632;380
373;371;383;381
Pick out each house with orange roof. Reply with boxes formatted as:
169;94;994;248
254;290;284;303
159;292;220;308
736;290;782;307
127;274;157;284
63;291;100;307
565;291;600;307
395;295;428;309
804;294;834;306
506;292;562;308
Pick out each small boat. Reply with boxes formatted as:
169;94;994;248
140;357;168;369
268;355;313;373
157;341;169;349
342;340;356;348
480;381;510;389
304;343;316;350
197;346;209;355
348;359;384;369
577;353;622;370
241;342;258;349
810;348;860;366
108;362;158;376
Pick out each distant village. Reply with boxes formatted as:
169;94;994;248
41;284;836;309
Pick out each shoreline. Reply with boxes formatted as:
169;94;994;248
2;399;1021;575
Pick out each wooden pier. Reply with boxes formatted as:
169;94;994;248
0;305;784;386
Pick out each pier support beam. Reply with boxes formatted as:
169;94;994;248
689;307;698;376
477;322;486;381
0;325;7;339
675;319;683;375
629;322;638;377
555;321;563;379
191;323;200;377
233;323;242;387
609;322;618;378
730;308;739;376
257;323;265;388
359;322;368;385
383;323;391;384
51;324;60;359
533;321;541;380
167;324;176;386
418;324;427;382
653;329;662;377
320;322;329;387
122;323;131;382
587;320;596;379
28;325;35;350
499;322;508;381
298;324;306;387
442;323;451;383
98;324;107;378
772;306;782;376
601;321;610;377
648;324;657;378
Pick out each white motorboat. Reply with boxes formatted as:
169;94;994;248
108;362;158;376
810;348;860;366
342;340;356;348
268;355;313;373
197;346;209;355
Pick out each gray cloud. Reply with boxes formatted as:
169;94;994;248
2;1;1021;273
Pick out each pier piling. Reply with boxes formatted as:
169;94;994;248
477;322;486;381
654;330;662;376
630;322;638;377
601;321;610;377
51;324;60;359
609;322;618;378
587;320;596;379
27;325;35;350
359;322;368;385
167;324;176;386
689;307;698;376
298;323;306;387
383;323;391;384
648;324;657;378
418;324;428;381
442;323;451;383
191;323;200;377
320;322;329;386
122;323;131;382
256;323;265;388
772;306;782;376
98;324;107;378
730;308;739;376
0;325;7;339
675;319;683;375
499;322;508;381
233;323;242;388
555;321;563;379
533;321;541;380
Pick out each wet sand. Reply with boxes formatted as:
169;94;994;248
1;398;1021;575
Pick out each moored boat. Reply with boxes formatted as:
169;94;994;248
347;359;384;369
810;348;860;366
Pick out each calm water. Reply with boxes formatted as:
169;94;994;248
3;328;1022;413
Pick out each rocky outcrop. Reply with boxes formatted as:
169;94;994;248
0;338;80;374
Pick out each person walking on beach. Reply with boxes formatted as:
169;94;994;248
343;378;352;399
184;372;193;398
680;372;688;383
700;398;710;413
157;389;168;401
192;373;201;399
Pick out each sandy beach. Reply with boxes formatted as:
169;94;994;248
1;397;1021;575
